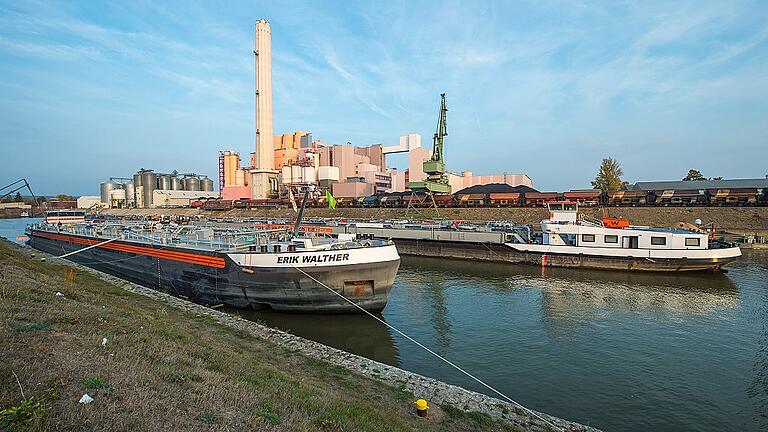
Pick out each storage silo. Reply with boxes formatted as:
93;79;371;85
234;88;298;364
302;166;317;184
100;180;119;205
183;176;200;191
157;175;172;190
200;176;214;192
291;165;302;184
140;170;156;208
171;175;183;190
281;166;292;184
122;181;135;207
133;173;143;207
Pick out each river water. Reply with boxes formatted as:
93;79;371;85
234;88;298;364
238;253;768;432
2;218;766;431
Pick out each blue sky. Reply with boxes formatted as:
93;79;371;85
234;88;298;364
1;0;767;195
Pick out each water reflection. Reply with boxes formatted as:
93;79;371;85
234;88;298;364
231;309;400;367
424;277;452;356
401;255;740;315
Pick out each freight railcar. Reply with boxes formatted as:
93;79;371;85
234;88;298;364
563;190;601;206
433;194;456;207
709;188;761;206
523;192;559;207
202;199;234;210
606;190;649;206
653;189;707;206
488;192;521;207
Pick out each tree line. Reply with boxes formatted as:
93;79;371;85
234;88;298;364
591;159;724;193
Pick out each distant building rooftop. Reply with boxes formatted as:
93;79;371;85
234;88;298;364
632;178;768;191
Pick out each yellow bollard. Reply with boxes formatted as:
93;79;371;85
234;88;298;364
415;399;429;417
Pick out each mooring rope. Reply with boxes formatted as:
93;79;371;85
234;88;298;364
57;237;119;258
289;263;565;432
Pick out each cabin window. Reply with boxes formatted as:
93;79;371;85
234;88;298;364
581;234;595;243
685;238;701;247
651;236;667;245
604;235;618;243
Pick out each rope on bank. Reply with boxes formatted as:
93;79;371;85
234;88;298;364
290;264;565;432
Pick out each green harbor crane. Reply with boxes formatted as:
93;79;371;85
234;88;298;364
409;93;451;195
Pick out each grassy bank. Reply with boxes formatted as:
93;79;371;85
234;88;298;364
0;240;522;432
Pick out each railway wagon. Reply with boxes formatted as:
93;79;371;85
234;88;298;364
562;190;601;206
433;194;456;207
488;192;521;207
607;190;649;206
456;193;486;207
362;195;380;207
524;192;559;207
201;199;234;210
380;195;403;208
402;194;428;208
653;189;707;206
709;188;761;206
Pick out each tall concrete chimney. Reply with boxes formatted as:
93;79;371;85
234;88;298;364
251;19;277;198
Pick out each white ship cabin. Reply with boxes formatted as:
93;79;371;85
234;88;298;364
542;202;709;250
45;210;86;224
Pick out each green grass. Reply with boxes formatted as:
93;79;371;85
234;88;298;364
0;396;49;431
53;315;77;325
195;410;218;425
15;322;51;333
81;376;110;390
257;408;281;425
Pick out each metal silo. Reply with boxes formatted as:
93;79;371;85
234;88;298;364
200;177;214;192
100;180;119;205
157;175;172;190
122;181;135;207
140;170;156;208
171;175;183;190
183;176;200;191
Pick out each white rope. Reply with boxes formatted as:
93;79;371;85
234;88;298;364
290;264;565;432
57;237;118;258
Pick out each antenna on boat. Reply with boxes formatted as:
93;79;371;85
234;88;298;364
292;185;315;237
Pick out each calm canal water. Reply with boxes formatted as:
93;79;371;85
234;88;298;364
240;253;768;432
2;218;766;431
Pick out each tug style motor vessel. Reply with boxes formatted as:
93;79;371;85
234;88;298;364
504;202;741;272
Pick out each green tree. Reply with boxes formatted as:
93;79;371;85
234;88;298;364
55;194;75;201
14;192;22;202
683;169;706;181
591;158;626;193
711;176;723;180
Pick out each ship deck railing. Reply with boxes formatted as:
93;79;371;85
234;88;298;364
28;222;379;253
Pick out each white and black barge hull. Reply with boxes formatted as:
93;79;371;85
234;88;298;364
27;229;400;313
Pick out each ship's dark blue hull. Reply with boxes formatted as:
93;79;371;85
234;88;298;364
27;229;398;313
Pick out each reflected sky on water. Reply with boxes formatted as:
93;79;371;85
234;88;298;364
248;253;767;432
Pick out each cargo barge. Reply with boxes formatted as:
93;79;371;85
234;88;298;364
26;216;400;313
335;203;741;272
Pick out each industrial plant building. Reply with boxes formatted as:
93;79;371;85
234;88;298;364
99;169;215;208
215;19;533;200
